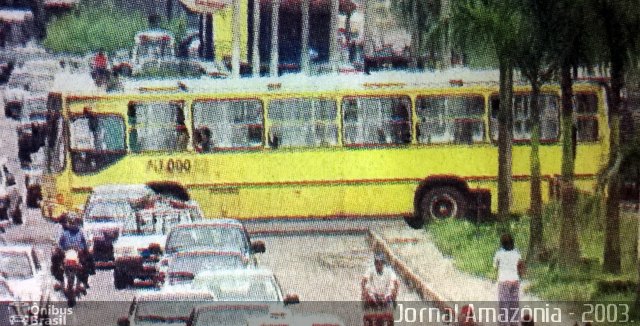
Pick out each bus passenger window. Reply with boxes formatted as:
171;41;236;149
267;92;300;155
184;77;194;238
128;101;184;152
489;94;559;143
192;99;263;150
417;95;484;144
268;98;337;147
341;96;411;146
574;93;598;141
69;113;125;174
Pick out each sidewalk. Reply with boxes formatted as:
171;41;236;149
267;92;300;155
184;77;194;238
371;225;582;326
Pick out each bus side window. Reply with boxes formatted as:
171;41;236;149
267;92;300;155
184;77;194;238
192;99;263;150
417;95;484;144
342;96;411;146
574;93;598;142
128;101;184;152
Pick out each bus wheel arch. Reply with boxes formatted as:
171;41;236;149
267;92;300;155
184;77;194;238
408;176;470;229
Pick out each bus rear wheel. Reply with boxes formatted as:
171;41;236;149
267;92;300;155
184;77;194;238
420;186;467;223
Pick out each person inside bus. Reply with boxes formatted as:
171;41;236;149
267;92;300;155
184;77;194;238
176;125;189;151
268;131;279;149
195;126;212;153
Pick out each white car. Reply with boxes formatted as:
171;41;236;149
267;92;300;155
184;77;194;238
112;200;202;289
158;250;251;289
0;246;55;312
191;268;298;304
117;290;215;326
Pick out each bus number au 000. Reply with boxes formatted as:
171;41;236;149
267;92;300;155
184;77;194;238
146;159;192;174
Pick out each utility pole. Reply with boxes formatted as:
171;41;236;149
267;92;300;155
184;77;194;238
252;0;261;77
270;0;280;77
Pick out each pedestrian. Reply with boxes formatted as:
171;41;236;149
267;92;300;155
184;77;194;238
361;252;399;309
493;233;524;326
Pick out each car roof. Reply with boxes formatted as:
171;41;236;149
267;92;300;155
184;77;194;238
135;290;214;302
172;219;244;229
92;184;152;195
192;302;271;314
195;268;275;280
174;250;244;259
0;245;33;254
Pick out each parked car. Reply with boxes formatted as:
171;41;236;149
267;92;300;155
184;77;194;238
112;199;202;289
158;251;251;289
117;290;215;326
0;246;54;315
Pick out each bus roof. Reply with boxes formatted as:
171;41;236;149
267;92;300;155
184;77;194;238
118;69;503;95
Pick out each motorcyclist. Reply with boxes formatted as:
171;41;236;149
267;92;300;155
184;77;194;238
361;252;399;309
52;213;91;295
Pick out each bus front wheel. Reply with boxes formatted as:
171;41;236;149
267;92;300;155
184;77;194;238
420;186;467;223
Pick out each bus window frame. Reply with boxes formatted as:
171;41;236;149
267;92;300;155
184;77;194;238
573;91;600;143
415;93;486;145
489;92;561;145
340;94;413;148
127;100;187;153
266;96;339;149
191;97;265;152
68;111;127;155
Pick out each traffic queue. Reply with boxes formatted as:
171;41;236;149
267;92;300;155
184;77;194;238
2;182;346;326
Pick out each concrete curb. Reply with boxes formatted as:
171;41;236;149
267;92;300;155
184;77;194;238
249;227;369;237
366;229;453;312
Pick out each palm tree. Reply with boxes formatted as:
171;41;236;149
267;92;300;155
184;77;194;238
516;0;556;263
270;0;280;77
232;0;241;78
450;0;525;221
300;0;310;74
590;0;640;274
548;0;594;268
252;0;261;77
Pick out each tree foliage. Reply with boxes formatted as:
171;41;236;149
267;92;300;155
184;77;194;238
43;5;187;55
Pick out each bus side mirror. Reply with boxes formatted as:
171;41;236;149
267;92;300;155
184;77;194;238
251;241;265;253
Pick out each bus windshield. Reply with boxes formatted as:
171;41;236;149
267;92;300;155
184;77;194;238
69;113;126;174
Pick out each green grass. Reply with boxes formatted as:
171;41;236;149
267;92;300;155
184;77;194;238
43;5;187;55
428;195;638;304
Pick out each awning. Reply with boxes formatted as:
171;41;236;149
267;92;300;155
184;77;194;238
179;0;232;13
44;0;80;8
0;9;33;23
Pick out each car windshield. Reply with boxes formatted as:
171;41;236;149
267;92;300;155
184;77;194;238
166;227;246;254
197;274;281;302
134;300;203;323
85;201;133;223
0;252;33;279
169;254;246;278
193;306;269;326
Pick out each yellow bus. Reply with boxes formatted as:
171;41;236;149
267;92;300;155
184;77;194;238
41;72;609;228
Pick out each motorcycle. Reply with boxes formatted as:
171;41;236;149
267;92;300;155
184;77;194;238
52;248;87;307
362;292;395;326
